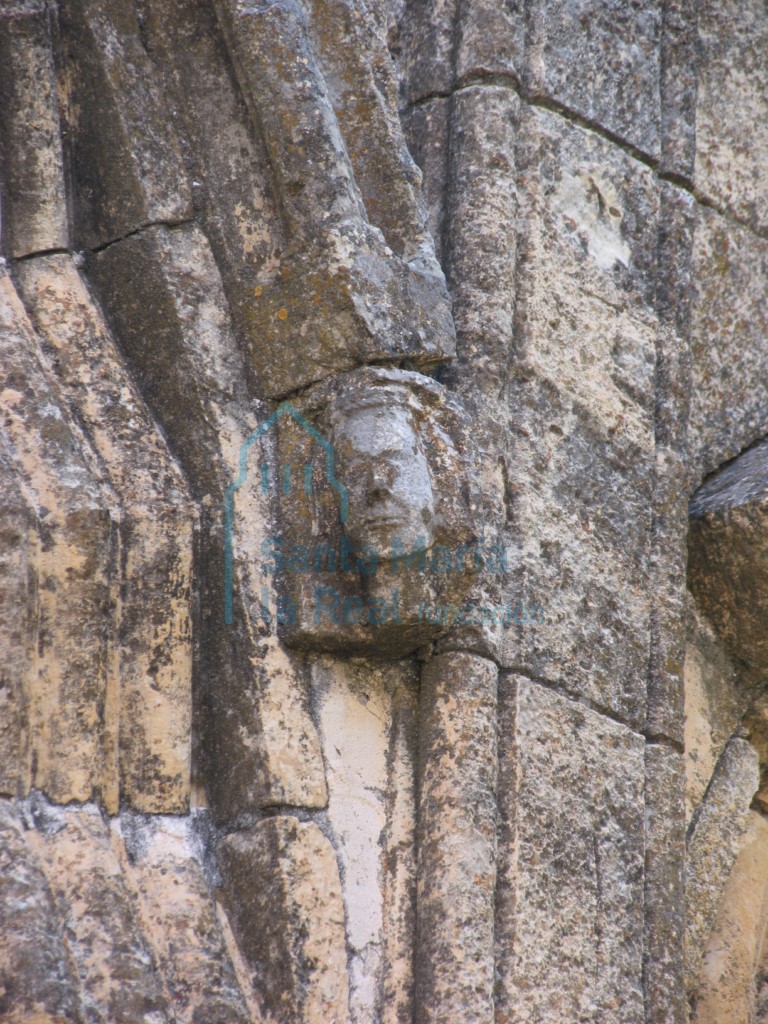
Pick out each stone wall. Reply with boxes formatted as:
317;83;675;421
1;1;767;1022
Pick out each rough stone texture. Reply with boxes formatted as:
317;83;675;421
688;439;768;677
694;0;768;231
744;700;768;816
310;656;418;1024
118;815;252;1024
691;811;768;1024
31;805;171;1024
644;743;687;1024
417;652;497;1024
218;816;350;1024
213;0;455;398
0;800;83;1024
57;0;192;248
500;107;657;725
0;438;36;798
683;600;745;827
400;99;450;263
0;1;68;258
647;184;695;744
495;675;645;1024
2;0;768;1019
17;254;195;814
87;221;328;820
398;0;523;105
686;737;760;993
137;0;282;380
426;84;518;665
524;0;661;158
688;205;768;480
0;268;118;808
659;0;700;180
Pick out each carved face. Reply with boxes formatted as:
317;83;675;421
332;402;435;561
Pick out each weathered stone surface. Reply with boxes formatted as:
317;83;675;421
275;367;478;658
647;446;688;745
644;743;687;1024
396;0;457;102
88;222;328;819
660;0;700;180
0;800;83;1024
744;699;768;816
683;597;746;825
213;0;454;398
17;254;195;814
0;1;68;258
435;85;518;662
119;815;252;1024
688;206;768;479
524;0;661;158
218;816;349;1024
0;268;118;808
380;673;419;1024
137;0;283;387
398;0;523;104
654;183;694;452
686;737;760;992
302;0;432;263
400;99;450;264
688;439;768;676
311;656;418;1024
501;376;652;725
0;439;35;798
495;675;645;1024
514;106;659;392
691;811;768;1024
416;652;497;1024
498;109;657;721
694;0;768;231
32;805;171;1024
444;87;518;405
57;0;192;248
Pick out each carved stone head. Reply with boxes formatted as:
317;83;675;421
326;378;436;562
271;367;480;656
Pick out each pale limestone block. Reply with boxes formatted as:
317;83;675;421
417;652;497;1024
689;206;768;480
0;269;118;807
31;805;171;1024
0;1;68;257
58;0;192;248
692;812;768;1024
311;656;418;1024
695;0;768;230
218;816;350;1024
495;675;645;1024
0;799;83;1024
686;737;760;992
117;816;251;1024
17;253;195;814
525;0;661;158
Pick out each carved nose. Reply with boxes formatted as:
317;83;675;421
368;466;391;501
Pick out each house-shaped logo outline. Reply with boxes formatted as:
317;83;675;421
224;402;349;624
